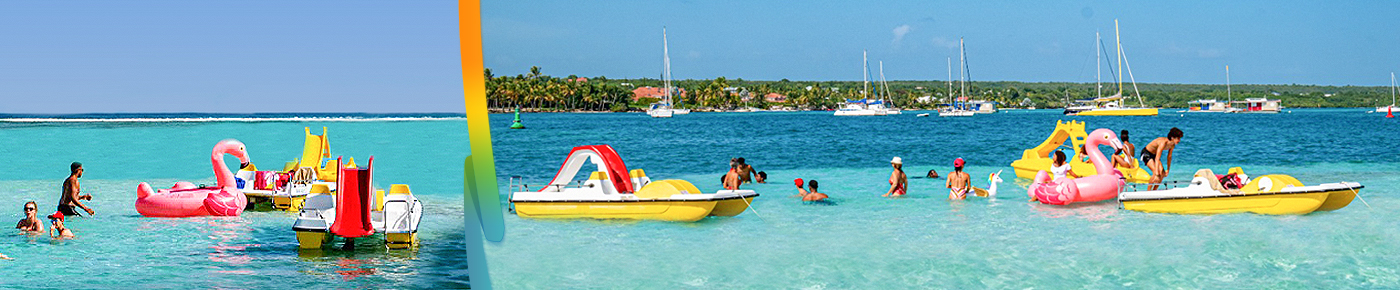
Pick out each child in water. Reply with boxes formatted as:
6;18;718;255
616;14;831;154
48;212;73;239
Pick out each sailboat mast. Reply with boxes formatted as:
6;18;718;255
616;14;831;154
1096;31;1102;99
1391;72;1397;106
947;57;953;102
662;27;672;104
879;61;891;102
863;50;870;99
959;37;966;99
1115;19;1123;97
1226;65;1231;104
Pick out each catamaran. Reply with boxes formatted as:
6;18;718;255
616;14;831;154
835;50;890;116
1379;72;1398;114
648;28;683;118
1069;20;1159;116
939;38;975;117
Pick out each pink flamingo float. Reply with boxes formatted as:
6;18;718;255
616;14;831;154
1029;128;1127;205
136;139;251;217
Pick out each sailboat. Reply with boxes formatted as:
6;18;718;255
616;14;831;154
940;38;974;117
648;28;682;118
1188;65;1235;113
1072;20;1159;116
1379;72;1398;115
835;50;888;116
874;61;901;115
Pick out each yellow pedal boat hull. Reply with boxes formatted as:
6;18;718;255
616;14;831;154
1074;108;1159;116
1122;191;1330;215
514;200;718;222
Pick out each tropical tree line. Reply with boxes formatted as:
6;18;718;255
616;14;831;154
485;66;633;112
487;66;1398;111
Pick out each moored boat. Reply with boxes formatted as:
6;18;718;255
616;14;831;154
1119;169;1362;215
509;145;758;222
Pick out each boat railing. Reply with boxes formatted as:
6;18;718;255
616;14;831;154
1123;180;1194;192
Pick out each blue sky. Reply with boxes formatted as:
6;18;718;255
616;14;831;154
0;1;461;114
485;1;1400;87
1;2;1395;113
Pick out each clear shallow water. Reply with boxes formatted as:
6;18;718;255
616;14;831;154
487;109;1400;288
0;118;471;288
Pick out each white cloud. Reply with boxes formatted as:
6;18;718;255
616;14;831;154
892;25;912;45
931;37;958;49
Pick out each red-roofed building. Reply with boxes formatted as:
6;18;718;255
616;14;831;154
765;93;787;103
631;86;686;101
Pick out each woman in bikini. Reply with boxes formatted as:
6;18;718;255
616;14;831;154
883;157;907;197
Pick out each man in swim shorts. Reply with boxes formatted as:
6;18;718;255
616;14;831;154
1142;128;1183;190
59;162;95;217
946;158;971;200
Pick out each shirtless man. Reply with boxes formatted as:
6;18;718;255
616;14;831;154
723;160;742;190
15;201;44;233
883;157;907;197
802;180;828;202
946;158;971;200
735;158;757;184
59;162;95;217
1142;128;1184;190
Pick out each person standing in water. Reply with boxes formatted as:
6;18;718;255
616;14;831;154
946;158;971;200
735;158;757;184
15;201;44;234
883;157;907;197
803;180;828;202
1142;128;1184;190
59;162;95;217
723;160;742;190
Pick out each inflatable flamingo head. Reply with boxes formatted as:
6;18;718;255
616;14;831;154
215;139;251;167
1087;128;1124;152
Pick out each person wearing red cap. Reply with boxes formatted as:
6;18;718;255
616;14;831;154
946;158;971;200
48;212;74;239
792;178;809;197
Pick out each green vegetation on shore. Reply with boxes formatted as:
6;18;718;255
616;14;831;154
487;67;1395;111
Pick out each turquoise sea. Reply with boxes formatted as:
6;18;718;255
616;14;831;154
0;114;473;288
486;109;1400;288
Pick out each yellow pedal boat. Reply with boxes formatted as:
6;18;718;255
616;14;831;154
509;145;758;222
1010;120;1152;183
1119;169;1363;215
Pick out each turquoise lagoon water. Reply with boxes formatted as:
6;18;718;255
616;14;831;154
487;109;1400;288
0;115;472;288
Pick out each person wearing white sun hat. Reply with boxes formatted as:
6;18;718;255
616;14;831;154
883;157;907;197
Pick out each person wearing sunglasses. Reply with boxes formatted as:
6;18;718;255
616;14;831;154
15;201;44;234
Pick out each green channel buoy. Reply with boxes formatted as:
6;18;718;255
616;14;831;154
509;106;526;129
